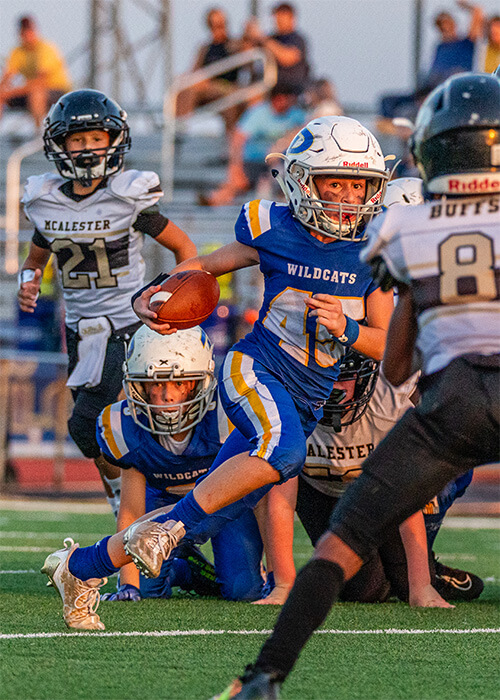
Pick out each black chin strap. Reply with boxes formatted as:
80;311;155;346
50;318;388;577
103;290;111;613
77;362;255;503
74;151;102;187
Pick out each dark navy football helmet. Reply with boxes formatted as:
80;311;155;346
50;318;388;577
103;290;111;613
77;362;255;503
43;89;131;186
320;350;380;432
409;73;500;195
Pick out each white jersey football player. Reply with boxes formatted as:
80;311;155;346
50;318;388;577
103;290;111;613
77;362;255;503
218;72;499;699
17;89;196;512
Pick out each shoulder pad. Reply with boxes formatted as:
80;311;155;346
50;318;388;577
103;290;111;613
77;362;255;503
97;401;132;461
109;170;163;202
361;209;396;263
21;173;65;206
240;199;278;240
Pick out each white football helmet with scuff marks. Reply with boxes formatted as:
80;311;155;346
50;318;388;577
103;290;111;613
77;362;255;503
269;116;390;241
123;325;216;435
383;177;424;209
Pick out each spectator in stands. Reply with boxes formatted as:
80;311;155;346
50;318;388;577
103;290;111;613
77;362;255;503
379;1;484;121
175;7;243;137
475;15;500;73
244;2;310;96
427;1;484;88
198;85;306;206
0;16;72;129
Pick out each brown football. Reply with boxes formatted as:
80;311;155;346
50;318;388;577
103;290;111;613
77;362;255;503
149;270;220;329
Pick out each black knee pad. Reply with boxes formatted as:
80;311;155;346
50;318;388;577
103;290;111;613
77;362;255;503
68;412;100;459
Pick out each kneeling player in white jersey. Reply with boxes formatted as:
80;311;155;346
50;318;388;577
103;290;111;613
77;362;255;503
216;73;500;697
261;352;482;607
17;89;196;513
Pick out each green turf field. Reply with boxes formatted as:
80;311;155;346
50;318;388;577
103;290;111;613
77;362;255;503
0;503;499;700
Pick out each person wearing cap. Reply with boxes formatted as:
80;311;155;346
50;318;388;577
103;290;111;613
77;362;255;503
0;16;72;128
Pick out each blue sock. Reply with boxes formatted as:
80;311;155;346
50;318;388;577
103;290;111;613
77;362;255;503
153;491;208;531
169;558;192;590
68;536;120;580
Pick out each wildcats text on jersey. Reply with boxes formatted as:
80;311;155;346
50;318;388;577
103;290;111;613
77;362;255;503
233;199;379;403
152;468;210;482
287;263;357;284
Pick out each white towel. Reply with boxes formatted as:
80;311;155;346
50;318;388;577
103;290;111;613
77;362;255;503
67;317;112;389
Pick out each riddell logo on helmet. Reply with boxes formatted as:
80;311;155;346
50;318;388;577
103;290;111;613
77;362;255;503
343;161;368;168
449;177;500;192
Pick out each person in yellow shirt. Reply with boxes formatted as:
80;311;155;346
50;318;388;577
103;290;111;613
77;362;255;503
480;15;500;73
0;16;72;128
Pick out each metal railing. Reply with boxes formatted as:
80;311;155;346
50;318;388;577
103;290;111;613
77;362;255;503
4;136;43;275
161;47;277;201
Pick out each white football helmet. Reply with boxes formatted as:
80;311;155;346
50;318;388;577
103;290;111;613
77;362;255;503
269;116;389;241
383;177;424;208
123;325;216;436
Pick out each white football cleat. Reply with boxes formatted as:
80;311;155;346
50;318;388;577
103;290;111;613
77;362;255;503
41;538;107;630
123;519;186;578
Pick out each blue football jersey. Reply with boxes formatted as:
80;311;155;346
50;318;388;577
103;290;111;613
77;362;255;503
96;396;230;492
233;200;379;404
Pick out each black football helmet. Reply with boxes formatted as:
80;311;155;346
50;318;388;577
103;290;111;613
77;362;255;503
43;89;131;186
320;351;380;432
409;73;500;195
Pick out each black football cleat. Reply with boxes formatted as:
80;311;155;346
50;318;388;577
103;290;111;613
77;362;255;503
433;553;484;601
211;666;283;699
173;541;221;597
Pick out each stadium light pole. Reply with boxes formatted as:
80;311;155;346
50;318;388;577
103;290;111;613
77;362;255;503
89;0;99;89
413;0;423;89
249;0;260;16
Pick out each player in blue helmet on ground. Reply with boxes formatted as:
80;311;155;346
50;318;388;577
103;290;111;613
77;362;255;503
41;325;268;628
98;324;266;603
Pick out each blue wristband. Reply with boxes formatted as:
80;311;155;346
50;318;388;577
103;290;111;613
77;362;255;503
333;316;360;347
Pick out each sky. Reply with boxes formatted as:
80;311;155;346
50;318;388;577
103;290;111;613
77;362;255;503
1;0;498;111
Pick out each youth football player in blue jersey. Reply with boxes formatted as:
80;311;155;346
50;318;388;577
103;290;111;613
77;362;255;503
42;325;267;628
120;115;395;580
97;324;266;603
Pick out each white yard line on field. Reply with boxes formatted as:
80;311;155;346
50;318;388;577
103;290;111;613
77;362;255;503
0;531;105;540
0;569;39;574
1;628;499;641
0;546;61;553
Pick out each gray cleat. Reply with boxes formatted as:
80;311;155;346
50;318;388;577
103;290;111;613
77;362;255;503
123;519;186;578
